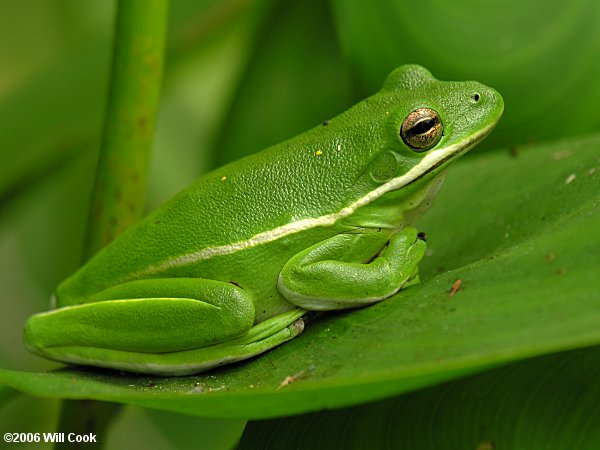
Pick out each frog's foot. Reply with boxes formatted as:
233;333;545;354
278;226;426;310
400;266;421;289
24;278;306;376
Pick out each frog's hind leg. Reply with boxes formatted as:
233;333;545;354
110;308;306;376
24;278;305;376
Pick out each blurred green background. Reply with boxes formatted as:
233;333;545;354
1;0;598;448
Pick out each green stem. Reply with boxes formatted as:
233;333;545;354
83;0;169;259
56;1;169;448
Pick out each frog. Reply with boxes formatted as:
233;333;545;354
24;65;503;376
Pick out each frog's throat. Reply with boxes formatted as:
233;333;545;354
134;123;495;277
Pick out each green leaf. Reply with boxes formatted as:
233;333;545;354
0;41;108;204
239;346;600;449
0;133;597;419
213;0;354;166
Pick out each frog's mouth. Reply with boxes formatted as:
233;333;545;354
406;121;497;185
402;126;491;187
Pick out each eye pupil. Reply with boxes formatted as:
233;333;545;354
408;118;436;136
400;108;443;152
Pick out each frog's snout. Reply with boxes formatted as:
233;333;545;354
468;84;504;120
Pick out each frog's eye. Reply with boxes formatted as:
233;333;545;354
400;108;443;152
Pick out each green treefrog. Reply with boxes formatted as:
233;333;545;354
24;65;503;376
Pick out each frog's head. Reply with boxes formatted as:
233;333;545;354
343;65;503;227
356;64;503;207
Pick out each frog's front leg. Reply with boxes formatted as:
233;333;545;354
278;226;426;310
24;278;305;375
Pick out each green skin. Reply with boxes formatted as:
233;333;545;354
24;65;503;376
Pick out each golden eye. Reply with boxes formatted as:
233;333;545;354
400;108;443;152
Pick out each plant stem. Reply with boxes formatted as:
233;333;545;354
56;1;169;448
83;0;169;260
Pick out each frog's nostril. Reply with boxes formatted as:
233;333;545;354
472;92;481;102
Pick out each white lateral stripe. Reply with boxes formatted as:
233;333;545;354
137;125;493;276
31;297;201;317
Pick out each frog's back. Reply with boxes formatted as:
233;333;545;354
58;103;390;303
132;119;372;258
